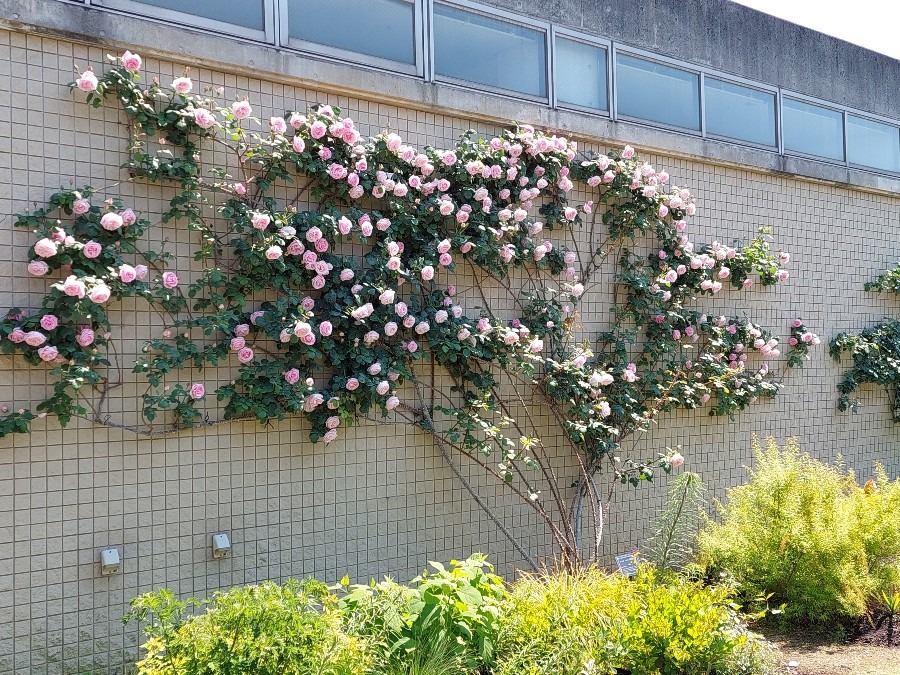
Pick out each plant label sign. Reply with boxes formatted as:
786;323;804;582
615;552;640;577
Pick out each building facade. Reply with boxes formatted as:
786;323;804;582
1;0;899;672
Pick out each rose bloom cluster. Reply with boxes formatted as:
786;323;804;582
32;49;803;446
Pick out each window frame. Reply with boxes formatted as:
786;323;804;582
92;0;276;42
845;111;900;175
429;0;552;104
780;92;848;165
550;26;611;116
278;0;425;77
612;45;702;136
701;73;779;150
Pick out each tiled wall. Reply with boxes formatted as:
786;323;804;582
1;28;898;674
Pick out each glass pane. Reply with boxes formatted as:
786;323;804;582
289;0;415;65
123;0;265;30
704;78;775;146
615;54;699;130
782;99;844;161
555;37;607;111
434;3;547;98
847;115;900;172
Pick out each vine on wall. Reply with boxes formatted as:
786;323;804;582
0;52;817;564
832;263;900;421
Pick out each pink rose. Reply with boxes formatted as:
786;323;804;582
310;121;327;138
76;329;95;347
311;275;326;289
25;331;46;347
251;212;271;230
669;452;685;468
237;347;254;363
386;395;400;410
269;116;287;134
407;340;418;353
120;50;142;72
89;284;111;304
318;320;333;337
61;276;86;298
234;323;250;336
231;100;252;119
100;212;123;231
8;328;25;344
265;245;282;260
189;382;205;399
38;345;58;362
40;315;58;331
135;264;148;280
304;393;325;412
284;368;300;384
34;238;58;258
162;272;179;289
328;163;348;180
171;77;192;94
340;268;355;281
376;381;390;395
346;377;360;391
792;319;803;329
72;198;91;215
322;429;338;444
119;264;137;283
27;260;49;276
194;108;216;129
76;70;98;92
120;208;137;226
421;265;434;281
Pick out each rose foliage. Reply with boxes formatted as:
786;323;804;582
0;53;813;563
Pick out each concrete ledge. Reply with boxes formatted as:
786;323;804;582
2;0;899;197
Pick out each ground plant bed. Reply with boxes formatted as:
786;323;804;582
773;627;900;675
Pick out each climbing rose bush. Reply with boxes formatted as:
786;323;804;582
0;52;815;564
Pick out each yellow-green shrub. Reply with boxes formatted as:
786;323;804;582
699;437;900;625
494;566;777;675
125;580;371;675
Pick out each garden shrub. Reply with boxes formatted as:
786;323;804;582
699;437;900;626
337;554;507;673
494;566;777;675
124;579;371;675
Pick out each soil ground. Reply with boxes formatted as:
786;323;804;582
771;623;900;674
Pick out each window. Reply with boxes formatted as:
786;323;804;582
554;36;608;112
615;53;699;131
704;78;776;147
433;3;547;99
847;115;900;173
95;0;268;39
286;0;419;71
782;98;844;161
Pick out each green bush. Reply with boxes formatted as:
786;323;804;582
337;554;508;673
124;579;371;675
494;566;777;675
699;437;900;626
